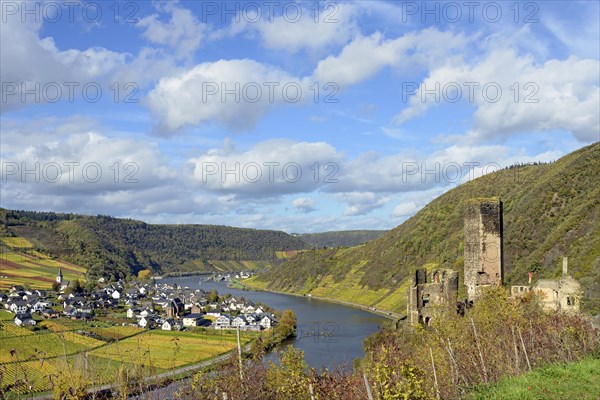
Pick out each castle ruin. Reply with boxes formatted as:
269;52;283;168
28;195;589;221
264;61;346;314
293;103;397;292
407;196;582;326
531;257;581;313
463;198;504;302
407;268;459;325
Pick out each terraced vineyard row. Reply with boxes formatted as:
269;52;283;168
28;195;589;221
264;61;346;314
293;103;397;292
1;317;257;396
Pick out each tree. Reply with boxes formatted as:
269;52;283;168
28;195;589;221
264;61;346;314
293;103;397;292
137;269;152;281
207;289;219;303
275;309;297;340
84;281;96;294
65;279;82;295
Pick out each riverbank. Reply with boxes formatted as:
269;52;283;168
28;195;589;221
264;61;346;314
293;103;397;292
156;270;214;279
233;278;403;321
162;276;387;370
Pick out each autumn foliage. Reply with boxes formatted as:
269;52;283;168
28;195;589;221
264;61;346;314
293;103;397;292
176;288;598;400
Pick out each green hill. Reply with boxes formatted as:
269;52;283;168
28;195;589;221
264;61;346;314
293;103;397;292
295;230;387;248
0;211;309;281
248;143;600;314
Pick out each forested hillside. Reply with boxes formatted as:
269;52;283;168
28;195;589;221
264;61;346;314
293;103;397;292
0;210;308;280
296;230;386;248
249;142;600;314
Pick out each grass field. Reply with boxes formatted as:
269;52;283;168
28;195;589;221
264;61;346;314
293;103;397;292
0;329;105;363
275;250;300;259
0;316;147;395
1;350;163;394
0;237;86;290
0;237;34;249
39;319;143;340
90;329;257;369
0;321;35;338
1;318;255;395
464;357;600;399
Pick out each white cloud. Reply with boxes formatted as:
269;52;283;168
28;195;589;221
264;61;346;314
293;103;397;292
145;27;471;132
146;59;309;132
0;118;174;199
292;197;316;213
245;3;358;53
0;17;128;111
187;138;342;196
391;201;418;218
313;28;469;88
335;192;390;216
326;144;508;194
395;49;600;143
137;4;206;60
0;116;577;231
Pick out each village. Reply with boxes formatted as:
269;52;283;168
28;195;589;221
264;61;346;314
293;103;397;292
0;271;278;332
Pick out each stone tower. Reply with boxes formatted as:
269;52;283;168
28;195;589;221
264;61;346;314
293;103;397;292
56;268;63;284
464;198;504;302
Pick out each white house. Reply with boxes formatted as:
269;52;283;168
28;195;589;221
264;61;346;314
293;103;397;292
259;315;274;329
138;317;149;328
126;308;140;319
182;313;203;327
232;316;248;327
9;301;28;314
140;309;151;318
31;301;46;313
14;313;36;326
111;291;121;300
162;320;174;331
206;311;222;317
215;314;232;329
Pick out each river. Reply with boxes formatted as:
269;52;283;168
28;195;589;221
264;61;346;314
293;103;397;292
130;276;386;399
162;276;386;370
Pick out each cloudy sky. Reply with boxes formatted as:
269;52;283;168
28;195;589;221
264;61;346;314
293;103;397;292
1;0;598;232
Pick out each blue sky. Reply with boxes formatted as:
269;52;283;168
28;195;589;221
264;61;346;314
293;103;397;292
1;0;599;232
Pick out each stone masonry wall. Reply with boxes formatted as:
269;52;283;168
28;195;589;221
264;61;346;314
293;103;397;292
464;199;504;302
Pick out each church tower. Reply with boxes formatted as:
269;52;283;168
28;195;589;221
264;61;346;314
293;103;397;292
56;268;63;284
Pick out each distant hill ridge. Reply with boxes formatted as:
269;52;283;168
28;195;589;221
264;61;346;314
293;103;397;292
249;142;600;314
0;210;387;282
0;210;310;280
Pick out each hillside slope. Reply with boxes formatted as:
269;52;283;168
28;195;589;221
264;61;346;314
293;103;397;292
0;237;87;290
0;211;309;280
249;143;600;313
296;230;387;248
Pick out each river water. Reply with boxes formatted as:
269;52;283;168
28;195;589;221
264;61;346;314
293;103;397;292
162;276;386;370
131;277;385;398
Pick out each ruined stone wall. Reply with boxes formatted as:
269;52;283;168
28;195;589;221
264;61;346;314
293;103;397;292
464;199;504;301
535;276;581;313
408;268;459;325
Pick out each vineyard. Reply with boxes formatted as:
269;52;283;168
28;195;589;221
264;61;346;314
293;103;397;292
0;236;87;290
90;329;257;369
0;315;256;396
